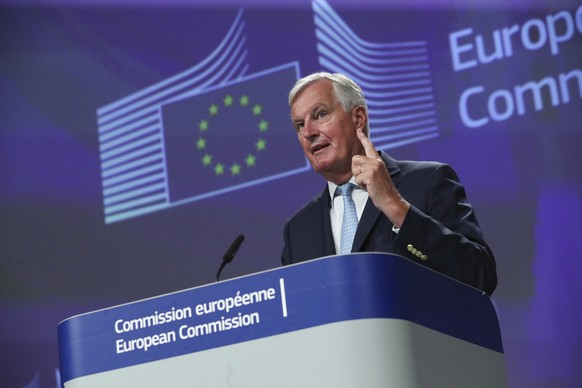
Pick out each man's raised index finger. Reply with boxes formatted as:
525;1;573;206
357;128;379;158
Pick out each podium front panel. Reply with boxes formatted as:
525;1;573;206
58;253;506;387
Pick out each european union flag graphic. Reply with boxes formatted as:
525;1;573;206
162;65;306;203
97;63;306;224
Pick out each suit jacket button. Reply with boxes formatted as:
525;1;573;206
421;254;428;261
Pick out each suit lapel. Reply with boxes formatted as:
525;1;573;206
352;199;382;251
318;185;337;256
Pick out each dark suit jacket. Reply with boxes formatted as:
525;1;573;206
281;152;497;295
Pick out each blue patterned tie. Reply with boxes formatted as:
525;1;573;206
339;183;358;254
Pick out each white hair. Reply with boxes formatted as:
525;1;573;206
289;72;370;135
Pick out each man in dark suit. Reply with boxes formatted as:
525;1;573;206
282;72;497;295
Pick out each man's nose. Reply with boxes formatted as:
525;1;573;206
301;121;317;140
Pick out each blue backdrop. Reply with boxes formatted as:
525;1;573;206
1;0;581;386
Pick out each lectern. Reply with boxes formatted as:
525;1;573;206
58;253;506;387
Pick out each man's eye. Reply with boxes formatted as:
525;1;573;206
316;111;327;119
295;123;304;131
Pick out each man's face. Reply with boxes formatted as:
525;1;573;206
290;79;365;184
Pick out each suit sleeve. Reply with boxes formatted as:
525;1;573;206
393;163;497;295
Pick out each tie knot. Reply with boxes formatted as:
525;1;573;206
339;183;356;197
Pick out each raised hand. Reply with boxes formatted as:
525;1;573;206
352;128;410;227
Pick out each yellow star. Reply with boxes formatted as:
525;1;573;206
202;153;212;166
230;163;241;176
252;104;263;116
246;154;256;167
214;163;224;175
258;120;269;132
256;139;266;151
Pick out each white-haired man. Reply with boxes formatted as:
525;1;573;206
282;72;497;295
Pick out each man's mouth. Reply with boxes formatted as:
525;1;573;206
311;143;329;154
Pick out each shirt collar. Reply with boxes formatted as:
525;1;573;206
328;177;358;205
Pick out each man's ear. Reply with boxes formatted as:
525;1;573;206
352;106;367;131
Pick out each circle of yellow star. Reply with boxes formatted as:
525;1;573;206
196;94;269;177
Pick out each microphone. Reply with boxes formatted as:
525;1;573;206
216;234;245;282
